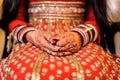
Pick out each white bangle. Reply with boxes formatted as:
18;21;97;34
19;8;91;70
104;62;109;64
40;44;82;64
18;27;36;43
13;25;26;42
72;28;89;46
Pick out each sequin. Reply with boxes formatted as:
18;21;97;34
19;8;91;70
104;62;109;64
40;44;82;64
10;70;14;76
94;76;100;80
25;59;31;63
85;58;90;62
56;70;62;77
41;68;48;76
21;56;27;60
64;78;70;80
25;73;31;80
57;62;62;66
50;58;55;62
20;67;26;73
43;60;48;64
13;60;19;65
86;69;92;77
50;64;55;70
81;61;87;66
64;66;70;72
49;75;55;80
71;63;76;69
13;74;18;80
30;63;34;68
91;65;97;71
17;63;22;69
72;72;77;78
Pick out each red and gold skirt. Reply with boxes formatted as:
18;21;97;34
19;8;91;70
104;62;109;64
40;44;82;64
0;43;120;80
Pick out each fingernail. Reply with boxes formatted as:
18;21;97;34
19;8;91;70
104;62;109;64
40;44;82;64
51;39;56;43
60;47;68;51
66;52;72;55
51;39;59;45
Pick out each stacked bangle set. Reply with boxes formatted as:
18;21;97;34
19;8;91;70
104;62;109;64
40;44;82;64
72;24;98;46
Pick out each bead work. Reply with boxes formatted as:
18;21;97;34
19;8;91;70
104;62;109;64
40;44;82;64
0;43;119;79
28;1;85;37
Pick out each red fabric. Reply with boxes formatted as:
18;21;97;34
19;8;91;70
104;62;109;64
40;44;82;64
0;43;119;80
84;5;99;33
9;0;27;32
8;0;100;36
3;1;119;80
9;20;27;32
84;2;100;43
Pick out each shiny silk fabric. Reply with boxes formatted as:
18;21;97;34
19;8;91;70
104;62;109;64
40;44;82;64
0;43;119;80
0;0;120;80
28;0;85;37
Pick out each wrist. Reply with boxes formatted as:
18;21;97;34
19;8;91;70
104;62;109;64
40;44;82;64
25;30;35;43
71;24;98;46
13;25;35;43
71;32;82;50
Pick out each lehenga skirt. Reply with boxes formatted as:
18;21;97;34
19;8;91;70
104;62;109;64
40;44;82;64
0;43;120;80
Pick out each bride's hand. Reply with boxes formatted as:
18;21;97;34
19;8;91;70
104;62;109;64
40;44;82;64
56;32;82;53
25;29;67;54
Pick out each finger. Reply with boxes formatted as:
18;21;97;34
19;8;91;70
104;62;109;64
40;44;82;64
64;42;78;52
42;47;68;56
41;44;72;56
45;36;55;43
42;47;58;56
43;47;72;56
66;43;77;49
34;31;57;51
39;37;65;52
60;52;72;56
45;36;60;45
67;47;78;53
52;36;60;40
57;38;70;47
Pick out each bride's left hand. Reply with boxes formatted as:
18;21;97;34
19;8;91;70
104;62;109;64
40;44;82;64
56;32;82;53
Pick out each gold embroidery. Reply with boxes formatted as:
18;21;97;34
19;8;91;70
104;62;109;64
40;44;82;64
29;1;85;7
28;1;85;36
82;43;119;79
67;56;85;80
56;19;62;36
47;18;52;34
32;52;48;80
4;43;32;79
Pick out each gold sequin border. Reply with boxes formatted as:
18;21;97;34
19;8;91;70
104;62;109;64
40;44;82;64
32;52;48;80
29;1;85;7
